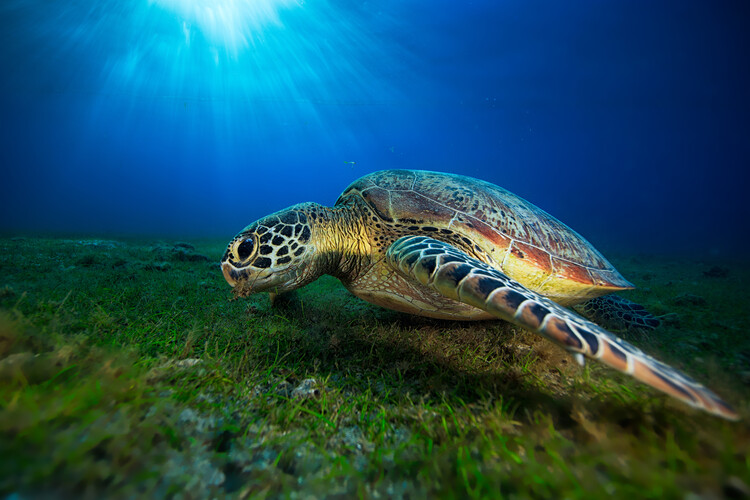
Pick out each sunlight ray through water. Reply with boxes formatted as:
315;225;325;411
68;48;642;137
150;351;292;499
149;0;302;53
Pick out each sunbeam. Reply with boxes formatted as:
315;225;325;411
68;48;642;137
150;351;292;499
150;0;302;53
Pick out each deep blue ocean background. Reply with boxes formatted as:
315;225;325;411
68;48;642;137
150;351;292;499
1;0;748;256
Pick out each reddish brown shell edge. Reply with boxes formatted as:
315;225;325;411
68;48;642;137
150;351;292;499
336;169;633;290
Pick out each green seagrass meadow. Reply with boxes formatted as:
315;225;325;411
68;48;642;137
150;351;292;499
0;237;748;498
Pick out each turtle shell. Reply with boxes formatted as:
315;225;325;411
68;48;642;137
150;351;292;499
336;169;633;303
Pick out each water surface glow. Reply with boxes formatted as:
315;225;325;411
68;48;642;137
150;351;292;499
150;0;301;53
1;1;748;253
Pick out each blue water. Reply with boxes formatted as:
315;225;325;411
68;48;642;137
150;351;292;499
1;0;748;255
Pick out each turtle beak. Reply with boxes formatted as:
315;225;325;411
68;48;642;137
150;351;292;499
221;262;237;287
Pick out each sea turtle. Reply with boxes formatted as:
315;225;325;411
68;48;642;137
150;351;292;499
221;169;738;420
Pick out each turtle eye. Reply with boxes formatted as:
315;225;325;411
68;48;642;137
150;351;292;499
237;238;255;261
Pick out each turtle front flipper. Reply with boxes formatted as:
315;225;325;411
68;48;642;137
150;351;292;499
385;236;739;421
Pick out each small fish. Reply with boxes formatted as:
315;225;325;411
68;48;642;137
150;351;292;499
344;161;356;165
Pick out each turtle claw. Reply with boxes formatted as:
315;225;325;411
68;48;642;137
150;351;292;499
574;353;585;367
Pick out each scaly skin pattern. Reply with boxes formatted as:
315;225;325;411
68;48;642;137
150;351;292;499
385;236;739;421
222;169;739;420
338;170;634;304
222;201;376;296
576;295;661;333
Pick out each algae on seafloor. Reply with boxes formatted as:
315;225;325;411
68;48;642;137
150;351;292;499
0;237;748;498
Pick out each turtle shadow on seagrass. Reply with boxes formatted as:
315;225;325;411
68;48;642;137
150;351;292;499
221;169;739;421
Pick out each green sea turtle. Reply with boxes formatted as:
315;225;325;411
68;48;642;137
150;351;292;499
221;169;738;420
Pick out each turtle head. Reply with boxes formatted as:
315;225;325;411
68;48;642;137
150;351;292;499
221;203;320;296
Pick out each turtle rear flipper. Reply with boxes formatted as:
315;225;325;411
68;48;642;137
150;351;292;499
385;236;739;421
577;295;661;333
